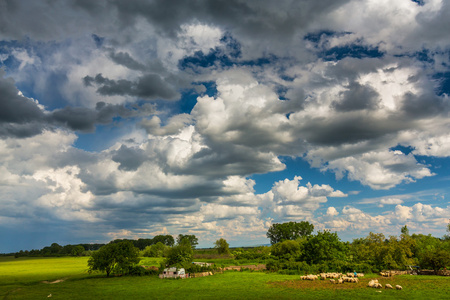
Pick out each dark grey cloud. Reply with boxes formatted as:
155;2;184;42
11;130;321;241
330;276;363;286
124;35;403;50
1;0;352;44
50;102;158;132
169;145;284;177
299;113;409;146
0;71;157;137
50;107;98;132
0;70;47;137
0;0;111;40
401;91;449;118
83;73;180;100
107;50;147;71
332;81;380;112
135;181;229;200
104;0;351;41
111;145;148;171
0;122;46;138
0;70;45;124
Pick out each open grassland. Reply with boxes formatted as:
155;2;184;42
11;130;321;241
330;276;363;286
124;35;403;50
1;257;449;299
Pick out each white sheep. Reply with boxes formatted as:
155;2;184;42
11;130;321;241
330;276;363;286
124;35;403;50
300;274;318;281
330;279;335;283
368;279;382;288
385;284;393;289
395;285;402;290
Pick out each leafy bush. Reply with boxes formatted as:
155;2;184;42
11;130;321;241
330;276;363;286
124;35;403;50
185;263;215;273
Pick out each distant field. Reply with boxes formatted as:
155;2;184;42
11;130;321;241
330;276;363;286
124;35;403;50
1;256;449;299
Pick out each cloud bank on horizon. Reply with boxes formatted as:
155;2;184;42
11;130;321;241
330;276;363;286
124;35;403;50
1;0;449;252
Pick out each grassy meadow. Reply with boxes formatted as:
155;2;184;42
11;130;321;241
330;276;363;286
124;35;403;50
1;256;449;299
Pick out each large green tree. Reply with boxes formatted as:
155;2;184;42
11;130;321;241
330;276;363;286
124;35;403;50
88;241;140;277
214;238;230;255
165;239;194;267
412;234;450;272
142;242;168;257
153;235;175;247
303;231;347;265
266;221;314;245
271;239;302;260
176;234;198;249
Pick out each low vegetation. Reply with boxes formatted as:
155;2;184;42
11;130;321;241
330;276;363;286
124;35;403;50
2;222;449;298
1;256;449;299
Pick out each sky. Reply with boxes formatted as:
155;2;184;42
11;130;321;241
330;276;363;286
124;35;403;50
1;0;449;253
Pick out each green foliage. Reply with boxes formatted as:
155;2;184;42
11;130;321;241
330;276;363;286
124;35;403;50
349;232;386;267
401;225;410;236
164;239;194;267
70;245;85;256
302;230;347;265
214;238;230;255
142;242;168;257
266;221;314;245
176;234;198;249
413;234;450;271
271;240;302;260
184;263;215;273
13;235;176;257
230;246;271;261
87;241;140;277
152;235;175;247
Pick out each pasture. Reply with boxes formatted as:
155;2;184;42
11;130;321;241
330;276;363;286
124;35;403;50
1;256;449;299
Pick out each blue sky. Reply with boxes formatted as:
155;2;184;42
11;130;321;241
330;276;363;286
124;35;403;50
1;0;450;253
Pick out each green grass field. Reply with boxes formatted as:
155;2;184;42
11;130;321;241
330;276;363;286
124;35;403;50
1;256;449;299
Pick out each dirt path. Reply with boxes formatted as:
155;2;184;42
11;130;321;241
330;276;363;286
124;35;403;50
41;278;66;284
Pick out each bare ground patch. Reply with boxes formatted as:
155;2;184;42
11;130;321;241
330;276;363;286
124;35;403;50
41;278;67;284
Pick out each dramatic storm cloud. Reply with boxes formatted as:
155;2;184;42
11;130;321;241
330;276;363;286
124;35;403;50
1;0;449;252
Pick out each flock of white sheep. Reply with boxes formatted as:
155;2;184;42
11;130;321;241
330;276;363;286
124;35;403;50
368;279;402;290
300;272;363;282
299;272;403;290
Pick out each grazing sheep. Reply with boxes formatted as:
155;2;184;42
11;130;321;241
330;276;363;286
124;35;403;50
368;279;382;288
318;272;342;279
330;279;335;283
341;276;358;283
338;278;343;284
368;279;377;287
385;284;393;289
395;285;402;290
300;274;318;281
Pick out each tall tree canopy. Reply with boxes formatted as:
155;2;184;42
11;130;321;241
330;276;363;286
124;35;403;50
303;230;347;265
88;240;139;277
176;234;198;249
165;239;194;267
266;221;314;245
214;238;230;255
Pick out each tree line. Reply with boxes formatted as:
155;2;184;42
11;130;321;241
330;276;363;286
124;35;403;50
9;221;450;277
264;222;450;274
10;234;177;257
